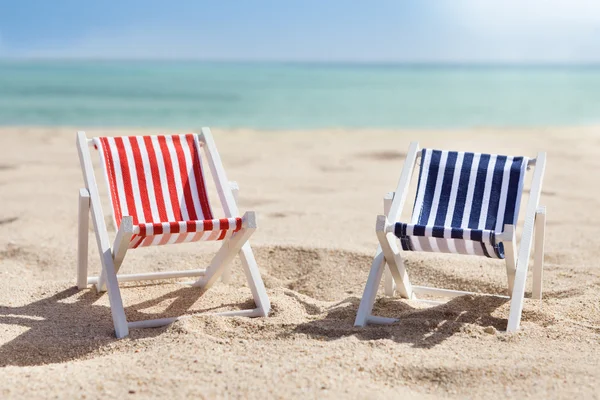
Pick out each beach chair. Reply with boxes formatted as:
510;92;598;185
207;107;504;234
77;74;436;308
76;128;270;338
354;142;546;332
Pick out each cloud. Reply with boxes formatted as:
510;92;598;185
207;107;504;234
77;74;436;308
424;0;600;63
456;0;600;25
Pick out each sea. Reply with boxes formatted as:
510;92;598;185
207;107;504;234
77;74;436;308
1;61;599;129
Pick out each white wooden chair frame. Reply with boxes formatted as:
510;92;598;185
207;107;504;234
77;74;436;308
354;142;546;332
76;128;270;338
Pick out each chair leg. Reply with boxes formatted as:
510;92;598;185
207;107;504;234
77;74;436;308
383;266;396;297
507;151;546;333
382;192;396;297
375;216;413;299
77;189;90;290
97;216;133;293
100;249;129;338
354;251;387;327
193;211;257;291
77;131;128;338
502;225;517;295
355;216;415;327
222;181;240;284
507;257;530;333
506;222;536;332
532;207;546;300
238;242;271;316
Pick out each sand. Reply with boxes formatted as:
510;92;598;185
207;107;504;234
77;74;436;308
0;126;599;399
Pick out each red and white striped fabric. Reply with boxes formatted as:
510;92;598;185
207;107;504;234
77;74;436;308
93;134;242;248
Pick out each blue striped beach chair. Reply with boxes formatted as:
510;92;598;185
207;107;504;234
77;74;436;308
355;142;547;332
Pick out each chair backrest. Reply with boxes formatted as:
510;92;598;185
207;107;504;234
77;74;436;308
93;134;214;227
411;148;529;233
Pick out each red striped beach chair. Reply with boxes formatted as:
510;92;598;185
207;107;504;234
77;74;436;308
355;142;546;332
76;128;270;338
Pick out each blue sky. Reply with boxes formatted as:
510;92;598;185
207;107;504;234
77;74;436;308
0;0;599;63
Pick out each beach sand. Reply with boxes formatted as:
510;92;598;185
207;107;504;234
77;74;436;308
0;126;598;399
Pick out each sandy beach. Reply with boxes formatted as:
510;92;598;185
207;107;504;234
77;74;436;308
0;126;599;399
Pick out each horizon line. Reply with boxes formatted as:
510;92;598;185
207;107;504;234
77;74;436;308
1;57;600;67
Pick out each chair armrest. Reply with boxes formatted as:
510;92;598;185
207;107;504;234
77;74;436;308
230;181;240;203
376;215;395;234
496;225;516;243
383;192;394;215
536;206;546;215
241;211;257;229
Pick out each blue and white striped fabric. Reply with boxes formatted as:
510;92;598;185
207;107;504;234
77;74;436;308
394;148;529;259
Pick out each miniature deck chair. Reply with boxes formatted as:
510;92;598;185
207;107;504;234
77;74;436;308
76;128;270;338
355;142;546;332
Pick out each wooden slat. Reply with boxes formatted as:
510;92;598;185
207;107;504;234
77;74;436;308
507;152;547;332
77;131;129;338
199;128;271;315
354;142;419;327
532;207;546;299
77;189;90;289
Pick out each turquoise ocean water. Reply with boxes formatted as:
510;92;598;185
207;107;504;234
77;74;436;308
1;61;599;129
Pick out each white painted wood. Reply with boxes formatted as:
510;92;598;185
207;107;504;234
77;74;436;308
199;128;241;217
415;299;447;306
97;216;133;292
215;308;263;317
377;142;420;299
367;316;398;325
382;192;396;297
354;251;387;327
127;317;182;330
507;152;547;332
77;188;90;290
229;181;239;202
88;269;206;285
193;211;257;290
238;243;270;317
354;142;420;327
387;142;420;223
221;181;240;284
376;216;413;299
113;216;133;272
532;207;546;300
500;224;517;294
126;308;264;330
412;285;509;299
77;131;129;338
199;128;271;315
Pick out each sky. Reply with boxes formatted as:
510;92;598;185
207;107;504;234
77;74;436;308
0;0;599;63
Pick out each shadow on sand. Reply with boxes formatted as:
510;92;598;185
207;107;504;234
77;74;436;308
286;295;510;349
0;285;252;367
